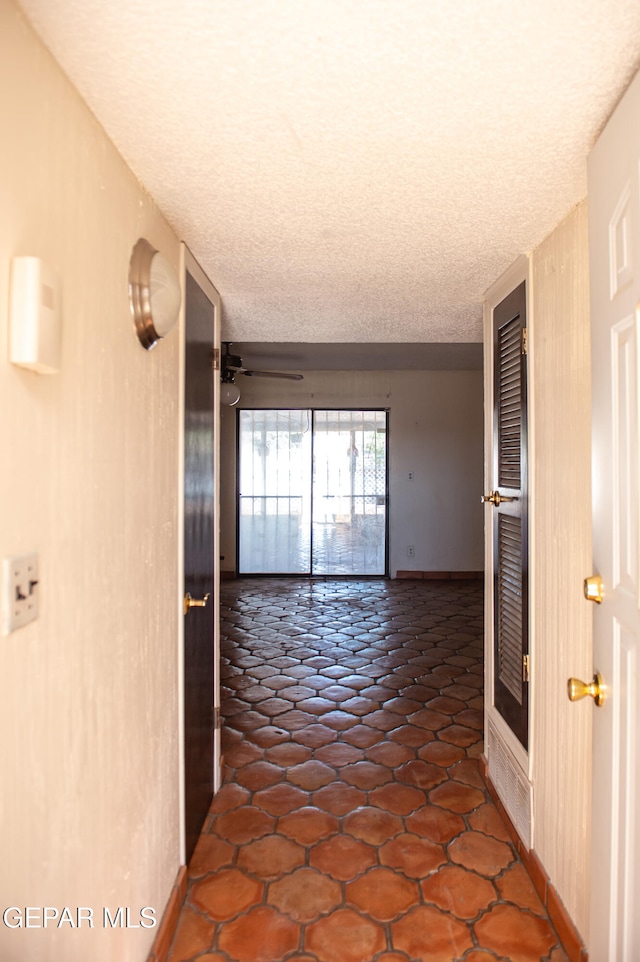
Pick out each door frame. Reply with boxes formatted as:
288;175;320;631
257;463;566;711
177;242;222;864
483;255;534;785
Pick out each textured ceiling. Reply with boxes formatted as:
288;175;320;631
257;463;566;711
17;0;640;344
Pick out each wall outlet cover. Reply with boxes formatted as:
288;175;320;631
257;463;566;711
2;554;39;636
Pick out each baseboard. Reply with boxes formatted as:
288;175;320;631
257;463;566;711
479;756;588;962
395;570;484;580
146;865;187;962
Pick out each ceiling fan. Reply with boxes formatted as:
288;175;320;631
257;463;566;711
220;343;303;405
221;343;304;382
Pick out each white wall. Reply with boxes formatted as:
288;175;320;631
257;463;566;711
530;200;592;935
220;368;484;576
0;3;181;959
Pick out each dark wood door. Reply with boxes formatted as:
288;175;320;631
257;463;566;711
183;267;216;862
492;281;529;749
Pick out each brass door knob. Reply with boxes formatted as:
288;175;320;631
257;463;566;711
567;672;606;707
184;592;211;615
481;490;517;506
583;574;604;604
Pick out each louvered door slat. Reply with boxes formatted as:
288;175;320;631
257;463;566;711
498;514;523;704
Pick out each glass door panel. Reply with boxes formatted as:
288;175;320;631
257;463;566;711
238;409;312;573
238;409;387;576
312;410;387;575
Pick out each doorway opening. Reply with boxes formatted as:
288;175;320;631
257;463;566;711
238;409;388;576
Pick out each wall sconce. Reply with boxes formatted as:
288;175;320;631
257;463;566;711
128;238;181;350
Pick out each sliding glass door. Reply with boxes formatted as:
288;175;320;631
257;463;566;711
239;409;387;575
312;410;387;574
238;410;312;573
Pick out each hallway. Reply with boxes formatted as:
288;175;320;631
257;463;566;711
167;578;568;962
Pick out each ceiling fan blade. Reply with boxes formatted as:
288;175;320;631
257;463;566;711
242;370;304;380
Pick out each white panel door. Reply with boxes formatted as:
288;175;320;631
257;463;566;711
587;68;640;960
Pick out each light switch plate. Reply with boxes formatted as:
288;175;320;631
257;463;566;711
2;554;39;636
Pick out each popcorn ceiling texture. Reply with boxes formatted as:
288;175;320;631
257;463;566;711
17;0;640;343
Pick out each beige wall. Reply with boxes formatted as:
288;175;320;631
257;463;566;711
220;368;484;576
529;199;592;934
0;3;181;959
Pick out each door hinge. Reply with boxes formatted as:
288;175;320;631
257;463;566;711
521;328;528;356
523;654;530;683
213;706;221;730
210;347;220;371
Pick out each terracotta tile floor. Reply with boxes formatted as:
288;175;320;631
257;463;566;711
167;578;568;962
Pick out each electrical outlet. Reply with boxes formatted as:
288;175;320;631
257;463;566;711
408;471;414;481
407;545;415;558
2;553;39;636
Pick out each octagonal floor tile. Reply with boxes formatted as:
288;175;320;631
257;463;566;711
248;725;290;748
448;830;514;877
223;741;264;770
167;905;214;962
346;866;419;922
495;863;546;914
389;724;434;747
341;724;385;748
190;868;263;922
340;760;393;789
213;806;275;845
438;723;482;748
209;783;250;814
405;805;465;844
235;760;283;791
264;742;312;767
474;903;558;961
305;908;386;962
217;905;300;962
278;806;340;845
468;801;513;842
428;780;486;814
253;783;309;815
309;833;377;880
395;759;448;791
236;834;306;879
343;805;404;844
379;832;446;878
268;867;342;922
391;904;474;961
312;782;366;815
291;724;337;748
369;782;426;815
363;741;414;768
420;864;496;920
287;759;335;790
188;835;235;878
315;742;364;767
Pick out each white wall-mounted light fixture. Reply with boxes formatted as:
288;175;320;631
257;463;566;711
128;238;181;350
220;377;241;406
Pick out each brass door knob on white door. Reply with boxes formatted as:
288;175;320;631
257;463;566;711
184;592;210;615
583;574;604;604
480;491;517;506
567;672;606;707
